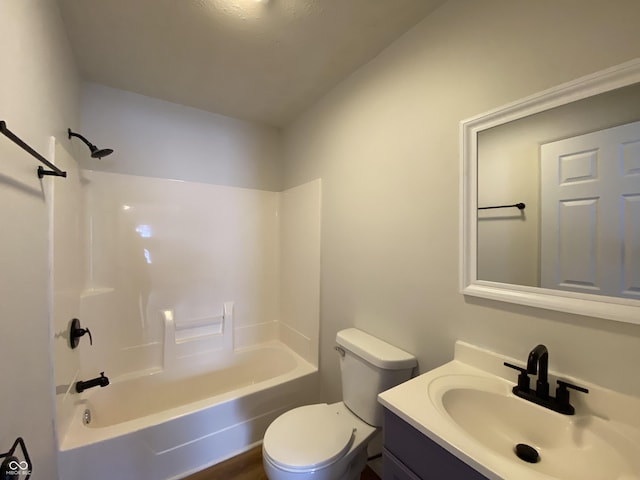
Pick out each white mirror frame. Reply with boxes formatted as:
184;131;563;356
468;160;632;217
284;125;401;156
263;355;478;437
460;58;640;325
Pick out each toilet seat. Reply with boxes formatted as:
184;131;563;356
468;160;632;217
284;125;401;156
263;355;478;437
263;404;355;472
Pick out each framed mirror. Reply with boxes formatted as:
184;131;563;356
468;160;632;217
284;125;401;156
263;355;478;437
460;58;640;325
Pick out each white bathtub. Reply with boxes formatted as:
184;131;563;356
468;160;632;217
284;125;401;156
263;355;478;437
58;343;317;480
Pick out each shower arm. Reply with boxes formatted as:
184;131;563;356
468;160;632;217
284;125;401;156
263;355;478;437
67;129;96;150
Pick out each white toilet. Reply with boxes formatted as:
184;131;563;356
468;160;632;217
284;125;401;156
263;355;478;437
262;328;417;480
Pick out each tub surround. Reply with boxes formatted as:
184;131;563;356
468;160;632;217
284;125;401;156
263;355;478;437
50;165;322;479
76;170;283;379
50;138;85;447
69;171;321;377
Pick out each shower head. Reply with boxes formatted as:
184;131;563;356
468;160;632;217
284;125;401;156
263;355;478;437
91;147;114;159
68;128;114;159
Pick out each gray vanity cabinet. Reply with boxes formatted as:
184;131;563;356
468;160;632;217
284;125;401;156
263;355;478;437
382;409;489;480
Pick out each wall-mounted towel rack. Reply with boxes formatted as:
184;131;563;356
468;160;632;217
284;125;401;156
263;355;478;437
0;121;67;178
478;202;526;211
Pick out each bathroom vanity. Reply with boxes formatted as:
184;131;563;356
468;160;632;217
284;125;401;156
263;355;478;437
382;408;487;480
378;341;640;480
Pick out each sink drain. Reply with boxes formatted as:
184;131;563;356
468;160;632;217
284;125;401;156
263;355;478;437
515;443;540;463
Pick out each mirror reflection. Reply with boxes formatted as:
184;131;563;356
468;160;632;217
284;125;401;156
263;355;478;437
477;82;640;299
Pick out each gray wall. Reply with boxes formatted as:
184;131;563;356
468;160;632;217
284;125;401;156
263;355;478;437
282;0;640;403
79;83;284;191
0;0;81;474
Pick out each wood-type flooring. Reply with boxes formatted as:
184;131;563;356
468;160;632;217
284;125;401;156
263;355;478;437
183;446;381;480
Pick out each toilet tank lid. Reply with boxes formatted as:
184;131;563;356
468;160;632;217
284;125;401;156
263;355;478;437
336;328;417;370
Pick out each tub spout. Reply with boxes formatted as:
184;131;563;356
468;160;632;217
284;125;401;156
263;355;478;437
76;372;110;393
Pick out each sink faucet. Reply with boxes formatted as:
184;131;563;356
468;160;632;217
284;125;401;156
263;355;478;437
75;372;110;393
527;344;549;399
504;345;589;415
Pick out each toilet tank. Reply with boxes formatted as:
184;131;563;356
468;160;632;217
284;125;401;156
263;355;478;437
336;328;417;427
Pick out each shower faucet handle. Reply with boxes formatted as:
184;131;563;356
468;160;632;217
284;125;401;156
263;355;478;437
69;318;93;349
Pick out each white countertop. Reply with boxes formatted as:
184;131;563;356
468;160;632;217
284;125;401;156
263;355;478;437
378;341;640;480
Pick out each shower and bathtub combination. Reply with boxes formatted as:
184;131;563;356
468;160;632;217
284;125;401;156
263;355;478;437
58;342;317;480
50;140;322;480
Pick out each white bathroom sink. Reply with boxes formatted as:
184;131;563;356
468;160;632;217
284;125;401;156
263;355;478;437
378;341;640;480
430;374;639;480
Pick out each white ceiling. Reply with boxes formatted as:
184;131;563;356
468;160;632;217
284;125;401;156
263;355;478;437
57;0;445;127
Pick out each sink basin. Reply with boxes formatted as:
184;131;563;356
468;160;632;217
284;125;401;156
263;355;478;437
378;342;640;480
430;375;640;480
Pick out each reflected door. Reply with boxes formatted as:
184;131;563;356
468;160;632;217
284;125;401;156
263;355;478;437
540;120;640;298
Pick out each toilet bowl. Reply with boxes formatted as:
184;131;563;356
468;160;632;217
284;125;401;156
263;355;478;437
262;328;417;480
262;402;376;480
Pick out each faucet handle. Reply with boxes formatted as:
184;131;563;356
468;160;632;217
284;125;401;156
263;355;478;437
555;380;589;414
556;379;589;394
84;327;93;346
504;362;531;392
70;318;93;348
504;362;526;373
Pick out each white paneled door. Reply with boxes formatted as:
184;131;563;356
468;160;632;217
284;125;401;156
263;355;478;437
540;121;640;298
